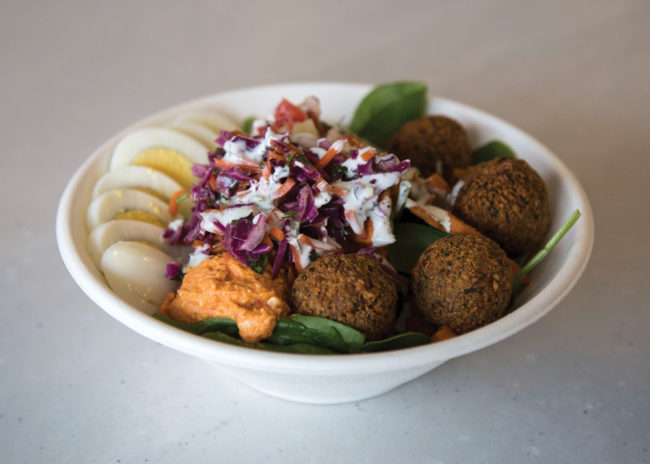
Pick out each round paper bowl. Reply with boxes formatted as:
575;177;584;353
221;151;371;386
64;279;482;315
56;82;594;404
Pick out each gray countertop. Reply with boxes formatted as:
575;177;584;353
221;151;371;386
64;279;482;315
2;1;649;462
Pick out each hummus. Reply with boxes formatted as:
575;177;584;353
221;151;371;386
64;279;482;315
160;253;291;342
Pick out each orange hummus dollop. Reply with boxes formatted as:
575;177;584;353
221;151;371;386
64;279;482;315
160;253;291;342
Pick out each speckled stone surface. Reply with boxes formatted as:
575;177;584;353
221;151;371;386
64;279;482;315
1;1;649;462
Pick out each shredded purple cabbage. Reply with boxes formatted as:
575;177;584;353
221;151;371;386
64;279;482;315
164;104;410;277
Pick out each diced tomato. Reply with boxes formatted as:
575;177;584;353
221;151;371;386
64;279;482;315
273;99;306;128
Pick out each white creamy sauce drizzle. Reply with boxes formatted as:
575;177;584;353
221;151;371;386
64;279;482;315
448;180;465;207
200;205;254;233
222;127;284;165
332;171;403;243
405;198;452;232
186;243;211;269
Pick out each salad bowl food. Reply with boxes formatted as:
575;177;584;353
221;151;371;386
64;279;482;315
56;82;593;404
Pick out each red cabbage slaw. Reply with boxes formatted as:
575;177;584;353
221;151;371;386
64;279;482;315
164;97;411;278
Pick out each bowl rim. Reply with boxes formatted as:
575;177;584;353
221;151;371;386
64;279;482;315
56;81;594;375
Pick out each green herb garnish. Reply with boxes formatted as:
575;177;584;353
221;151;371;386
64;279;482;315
242;116;255;135
286;152;308;165
174;192;189;204
248;253;270;274
328;164;348;178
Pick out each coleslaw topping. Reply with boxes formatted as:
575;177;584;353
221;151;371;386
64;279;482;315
164;97;411;276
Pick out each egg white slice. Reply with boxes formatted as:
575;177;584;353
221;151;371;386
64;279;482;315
110;127;209;169
93;165;182;198
86;188;172;230
169;120;219;150
101;241;178;314
91;166;192;217
87;219;189;267
173;109;239;134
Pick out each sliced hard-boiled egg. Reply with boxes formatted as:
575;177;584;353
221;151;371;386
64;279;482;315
169;120;219;150
91;166;192;218
173;109;238;134
101;241;178;314
87;219;189;267
86;188;172;231
110;127;208;189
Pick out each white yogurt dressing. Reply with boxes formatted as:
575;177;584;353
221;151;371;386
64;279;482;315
332;171;403;243
200;205;255;233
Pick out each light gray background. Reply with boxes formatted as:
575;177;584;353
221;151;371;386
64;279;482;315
2;1;649;463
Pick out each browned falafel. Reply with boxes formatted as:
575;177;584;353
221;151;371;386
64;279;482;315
291;253;398;341
452;158;550;255
387;115;472;180
411;233;512;334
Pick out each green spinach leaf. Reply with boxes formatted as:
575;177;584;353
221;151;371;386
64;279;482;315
350;81;427;149
203;331;336;354
153;313;239;337
360;332;430;352
472;140;516;164
387;222;447;274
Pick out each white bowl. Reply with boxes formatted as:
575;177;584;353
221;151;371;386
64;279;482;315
56;82;594;404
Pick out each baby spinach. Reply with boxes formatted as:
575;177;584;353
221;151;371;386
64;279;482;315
472;140;517;164
154;312;432;354
350;81;428;149
387;222;447;274
203;331;336;354
360;332;430;352
153;314;239;337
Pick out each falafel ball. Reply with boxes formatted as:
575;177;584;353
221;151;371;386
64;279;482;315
452;157;550;255
411;233;512;334
291;253;398;341
387;115;472;180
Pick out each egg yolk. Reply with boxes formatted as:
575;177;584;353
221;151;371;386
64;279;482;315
114;209;167;227
131;148;197;190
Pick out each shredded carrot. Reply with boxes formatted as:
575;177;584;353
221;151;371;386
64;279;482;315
344;210;363;234
285;141;303;154
212;158;237;170
315;140;344;169
360;149;375;162
209;174;216;191
267;150;285;164
352;219;374;245
289;244;304;272
273;178;296;198
168;189;186;216
269;227;285;241
431;326;457;343
213;156;260;172
262;161;271;181
298;234;314;247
